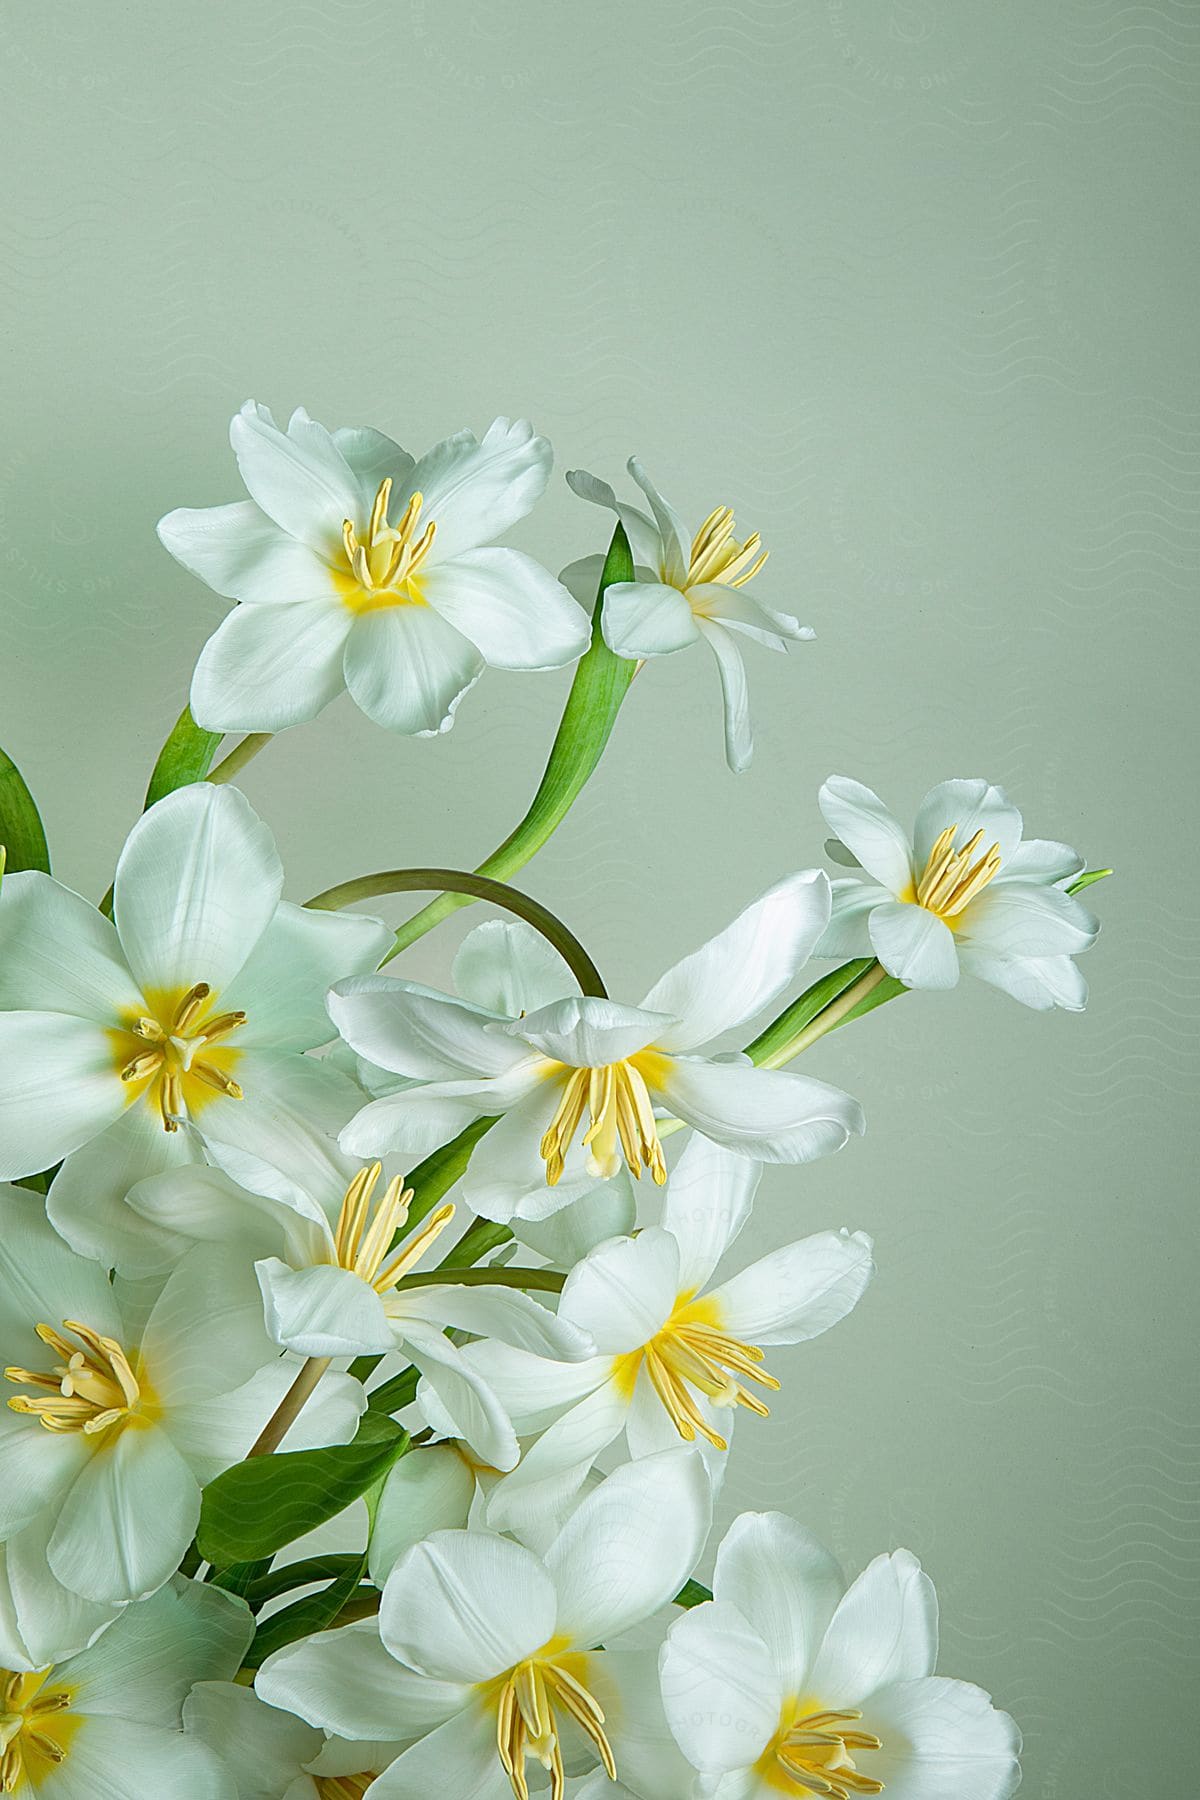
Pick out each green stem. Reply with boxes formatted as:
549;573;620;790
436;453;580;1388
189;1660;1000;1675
387;523;637;959
306;867;607;998
207;732;272;785
247;1355;330;1457
754;961;892;1067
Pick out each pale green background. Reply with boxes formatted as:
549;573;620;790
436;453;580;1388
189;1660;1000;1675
1;2;1197;1789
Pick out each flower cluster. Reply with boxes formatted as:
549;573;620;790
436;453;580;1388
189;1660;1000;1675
0;400;1107;1797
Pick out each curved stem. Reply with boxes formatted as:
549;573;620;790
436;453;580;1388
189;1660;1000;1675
755;961;891;1068
306;867;607;998
248;1355;330;1458
207;732;272;785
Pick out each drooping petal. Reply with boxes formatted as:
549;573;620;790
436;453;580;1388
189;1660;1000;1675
656;1057;865;1165
601;581;701;657
380;1529;555;1682
343;606;484;736
224;902;391;1051
338;1085;490;1162
958;951;1089;1012
912;780;1024;872
0;1011;128;1181
546;1450;712;1646
627;458;691;584
818;778;915;896
368;1446;477;1586
700;619;755;773
48;1425;200;1605
712;1513;846;1694
258;1258;395;1358
63;1573;252;1721
997;838;1084;885
190;598;352;733
559;1228;679;1355
807;1549;939;1707
955;882;1098;961
158;500;337;604
114;783;282;1000
641;871;832;1051
418;548;590;670
816;877;893;957
483;1381;629;1534
328;975;522;1080
256;1617;468;1741
506;996;667;1069
452;919;578;1017
454;1340;611;1435
864;1675;1023;1800
46;1098;212;1274
868;901;959;989
710;1228;875;1346
230;401;360;552
405;1324;521;1472
661;1134;761;1293
0;871;142;1018
564;468;663;570
365;1702;506;1800
659;1599;782;1772
688;582;813;648
393;1282;593;1362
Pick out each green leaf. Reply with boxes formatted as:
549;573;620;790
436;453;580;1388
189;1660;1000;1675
674;1578;712;1608
0;745;51;875
244;1565;373;1670
144;705;223;809
388;525;637;958
404;1115;499;1231
364;1364;420;1415
242;1553;364;1607
1067;867;1113;895
209;1557;274;1604
197;1413;410;1567
745;960;876;1067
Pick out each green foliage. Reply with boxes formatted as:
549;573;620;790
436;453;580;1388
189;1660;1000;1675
144;706;224;809
1068;867;1113;894
674;1578;713;1608
0;745;51;875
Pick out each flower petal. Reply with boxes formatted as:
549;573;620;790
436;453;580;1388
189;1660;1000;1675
712;1513;846;1694
332;423;415;501
868;901;959;989
601;581;701;657
394;1282;592;1362
338;1086;490;1162
191;598;351;733
816;877;893;958
458;1091;600;1224
642;871;832;1051
913;780;1024;872
158;500;336;604
688;583;813;647
0;1408;89;1540
660;1599;782;1772
452;920;579;1018
0;1517;119;1673
343;606;484;736
589;1644;705;1800
0;1011;128;1181
405;1324;521;1471
397;417;552;562
453;1341;610;1435
807;1550;939;1706
224;901;391;1052
138;1247;272;1410
627;458;690;584
419;548;589;670
656;1058;865;1165
366;1702;505;1800
49;1426;200;1604
512;1175;637;1266
998;838;1084;885
865;1676;1022;1800
380;1529;555;1682
483;1381;628;1534
818;778;914;895
0;1178;124;1341
506;996;667;1068
559;1228;679;1354
0;872;142;1018
661;1134;761;1293
63;1573;251;1721
368;1445;477;1586
328;975;521;1079
701;619;755;773
257;1617;467;1740
711;1228;875;1346
193;1049;369;1184
955;882;1098;960
258;1258;395;1357
957;951;1089;1012
184;1680;322;1798
565;468;663;570
230;401;360;551
48;1714;237;1800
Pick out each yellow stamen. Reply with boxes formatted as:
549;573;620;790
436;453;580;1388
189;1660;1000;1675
338;482;437;614
331;1165;455;1295
539;1058;667;1187
6;1319;144;1436
112;982;247;1132
765;1703;885;1797
491;1645;614;1800
913;823;1002;921
683;504;770;591
0;1668;78;1792
616;1296;779;1451
314;1776;379;1800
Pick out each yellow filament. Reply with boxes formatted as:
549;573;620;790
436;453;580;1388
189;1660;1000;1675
338;481;437;613
683;504;769;590
314;1777;378;1800
6;1320;145;1436
332;1164;455;1294
540;1059;667;1187
492;1646;614;1800
619;1298;779;1451
766;1703;885;1797
913;824;1002;921
0;1670;78;1791
113;981;246;1132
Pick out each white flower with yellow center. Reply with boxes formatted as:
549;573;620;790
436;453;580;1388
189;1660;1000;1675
454;1136;873;1531
256;1451;712;1800
125;1118;594;1474
329;879;864;1225
0;1183;363;1609
816;776;1100;1004
0;1575;250;1799
158;404;590;737
562;460;814;772
185;1678;407;1800
658;1513;1021;1800
0;781;390;1272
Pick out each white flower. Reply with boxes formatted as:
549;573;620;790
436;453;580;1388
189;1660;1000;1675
0;781;390;1272
817;775;1100;1005
0;1183;363;1607
185;1678;406;1800
563;460;813;772
329;882;865;1225
256;1451;712;1800
659;1512;1022;1800
459;1135;874;1530
158;405;591;736
0;1575;250;1800
125;1123;594;1474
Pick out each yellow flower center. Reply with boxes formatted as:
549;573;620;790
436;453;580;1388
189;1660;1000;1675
0;1670;79;1793
539;1055;670;1187
110;981;246;1133
907;823;1002;923
6;1320;148;1437
335;479;436;614
680;504;768;592
331;1162;455;1294
488;1640;614;1800
315;1777;378;1800
762;1699;884;1797
613;1293;778;1451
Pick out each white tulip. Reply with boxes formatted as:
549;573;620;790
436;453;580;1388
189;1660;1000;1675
185;1678;407;1800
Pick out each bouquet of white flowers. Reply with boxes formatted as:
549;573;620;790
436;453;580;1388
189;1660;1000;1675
0;403;1108;1800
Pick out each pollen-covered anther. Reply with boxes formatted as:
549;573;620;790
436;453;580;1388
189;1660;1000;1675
540;1060;667;1187
117;980;247;1130
643;1317;779;1451
314;1776;379;1800
774;1707;885;1798
332;1163;455;1295
6;1318;142;1434
0;1670;75;1791
685;503;769;589
914;824;1002;920
495;1651;615;1800
341;481;437;606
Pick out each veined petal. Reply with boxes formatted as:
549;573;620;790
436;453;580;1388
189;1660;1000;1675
868;901;958;989
0;1520;119;1672
818;778;914;896
913;780;1023;872
380;1529;555;1683
484;1381;628;1534
711;1228;875;1345
259;1258;395;1358
158;500;336;604
257;1617;468;1741
601;580;701;657
958;950;1089;1012
657;1057;865;1165
139;1247;273;1410
419;548;590;670
807;1549;939;1707
0;1011;128;1181
452;919;578;1017
661;1134;761;1293
0;1408;89;1540
660;1599;782;1773
192;1049;368;1182
506;995;668;1068
49;1425;200;1604
0;1179;123;1340
338;1086;489;1162
642;871;832;1051
816;877;892;958
712;1513;846;1694
48;1715;238;1800
546;1450;712;1646
512;1174;637;1265
701;619;755;774
405;1323;520;1472
46;1099;211;1275
184;1680;322;1798
343;606;484;736
865;1675;1022;1800
455;1340;611;1435
998;838;1084;885
687;582;813;647
955;882;1098;960
459;1091;600;1224
0;871;142;1017
588;1647;703;1800
224;901;392;1052
114;783;282;1000
230;401;360;551
332;422;416;505
627;458;691;585
368;1446;477;1586
396;417;552;562
559;1228;679;1354
328;975;522;1079
125;1163;304;1264
565;468;663;570
166;1364;362;1482
191;597;351;733
63;1573;252;1721
393;1283;592;1362
365;1702;504;1800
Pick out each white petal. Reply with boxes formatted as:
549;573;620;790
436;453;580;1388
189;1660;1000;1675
339;1086;489;1162
48;1715;237;1800
394;1282;592;1361
546;1450;712;1645
868;901;959;989
0;871;142;1017
380;1529;555;1682
958;951;1088;1012
259;1258;395;1357
998;838;1084;885
158;500;336;604
815;877;894;959
458;1092;599;1224
506;996;666;1068
184;1680;322;1798
623;1361;702;1462
332;422;415;501
399;417;552;562
642;871;832;1051
366;1702;505;1800
712;1513;845;1694
601;580;701;657
661;1135;760;1293
343;606;484;735
512;1175;637;1265
688;583;813;646
657;1058;865;1164
452;919;578;1017
955;882;1098;960
0;1517;119;1671
659;1600;782;1772
484;1381;628;1533
0;1179;124;1339
63;1573;251;1720
406;1325;521;1471
565;467;663;570
818;778;914;895
257;1617;467;1740
191;598;351;733
368;1445;477;1585
0;1011;127;1180
114;783;281;999
560;1228;679;1354
913;780;1023;872
139;1247;273;1410
230;401;360;551
49;1425;200;1604
0;1407;89;1540
193;1049;369;1181
627;458;691;583
808;1550;939;1706
866;1676;1022;1800
224;903;389;1052
701;620;755;773
453;1340;610;1434
167;1364;361;1481
419;548;589;669
589;1645;705;1800
329;975;520;1079
711;1228;875;1345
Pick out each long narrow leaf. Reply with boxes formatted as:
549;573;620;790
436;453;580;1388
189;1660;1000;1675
144;705;223;809
0;745;50;874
